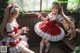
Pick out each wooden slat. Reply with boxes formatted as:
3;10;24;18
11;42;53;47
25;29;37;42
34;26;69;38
62;37;76;50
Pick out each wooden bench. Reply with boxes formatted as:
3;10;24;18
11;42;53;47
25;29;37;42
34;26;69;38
61;37;76;53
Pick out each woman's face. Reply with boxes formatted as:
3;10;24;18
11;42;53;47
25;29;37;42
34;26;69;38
14;8;19;18
10;6;19;19
52;4;59;14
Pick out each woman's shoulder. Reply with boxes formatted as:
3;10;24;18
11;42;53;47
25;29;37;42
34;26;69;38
6;22;13;27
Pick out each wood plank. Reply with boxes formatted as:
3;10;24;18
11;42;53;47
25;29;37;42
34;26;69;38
62;37;76;50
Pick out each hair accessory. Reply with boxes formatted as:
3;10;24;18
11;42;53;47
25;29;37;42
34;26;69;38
10;4;16;14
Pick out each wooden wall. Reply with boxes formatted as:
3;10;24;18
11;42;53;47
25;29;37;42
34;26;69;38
17;13;47;46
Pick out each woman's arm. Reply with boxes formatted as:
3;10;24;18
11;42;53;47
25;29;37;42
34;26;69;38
61;16;76;40
61;8;75;32
35;12;48;21
61;20;69;31
11;27;29;38
60;5;76;40
62;14;74;27
60;5;75;28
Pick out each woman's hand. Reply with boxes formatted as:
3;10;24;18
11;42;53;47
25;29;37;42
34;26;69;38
66;26;76;40
59;3;64;15
76;28;80;33
21;27;30;33
35;12;42;18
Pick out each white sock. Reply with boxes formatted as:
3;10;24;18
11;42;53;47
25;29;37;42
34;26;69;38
40;42;44;53
45;42;50;52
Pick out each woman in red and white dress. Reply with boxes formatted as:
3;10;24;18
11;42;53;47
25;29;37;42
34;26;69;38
0;4;35;53
34;2;75;53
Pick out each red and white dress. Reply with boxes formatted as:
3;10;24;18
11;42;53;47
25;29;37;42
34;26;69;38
1;19;28;53
34;13;65;41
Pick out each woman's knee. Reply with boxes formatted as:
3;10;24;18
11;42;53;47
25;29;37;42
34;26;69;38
44;39;49;43
40;38;45;45
26;44;29;48
20;47;35;53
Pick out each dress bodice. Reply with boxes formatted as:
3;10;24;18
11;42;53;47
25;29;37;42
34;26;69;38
47;12;64;24
6;19;19;35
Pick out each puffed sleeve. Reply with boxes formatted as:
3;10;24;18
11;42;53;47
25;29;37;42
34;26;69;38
58;14;64;23
6;23;15;36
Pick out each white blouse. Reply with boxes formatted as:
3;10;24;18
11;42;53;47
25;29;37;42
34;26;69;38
47;12;64;23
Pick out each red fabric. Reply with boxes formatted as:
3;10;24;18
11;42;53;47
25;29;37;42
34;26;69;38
2;41;6;45
7;26;19;34
39;20;61;35
9;38;21;47
13;27;18;34
2;38;21;47
13;25;19;34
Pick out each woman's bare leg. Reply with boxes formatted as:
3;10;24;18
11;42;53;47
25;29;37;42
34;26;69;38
20;46;35;53
26;44;29;48
45;39;50;53
40;38;45;53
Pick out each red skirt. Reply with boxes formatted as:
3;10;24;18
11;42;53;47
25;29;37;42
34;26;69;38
39;20;61;35
34;21;65;41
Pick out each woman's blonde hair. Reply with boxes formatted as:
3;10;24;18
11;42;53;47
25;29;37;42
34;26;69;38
52;2;76;40
0;4;19;37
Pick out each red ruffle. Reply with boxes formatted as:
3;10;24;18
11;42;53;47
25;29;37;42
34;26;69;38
9;38;21;47
2;38;21;47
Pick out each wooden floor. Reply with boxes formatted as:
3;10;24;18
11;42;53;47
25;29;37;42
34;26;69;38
30;42;68;53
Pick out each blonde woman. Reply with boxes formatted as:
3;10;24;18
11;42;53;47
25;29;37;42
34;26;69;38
34;2;76;53
0;4;35;53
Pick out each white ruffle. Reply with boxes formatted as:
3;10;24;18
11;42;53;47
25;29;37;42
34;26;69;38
34;22;65;41
20;35;28;46
1;35;28;53
9;41;28;53
9;47;17;53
